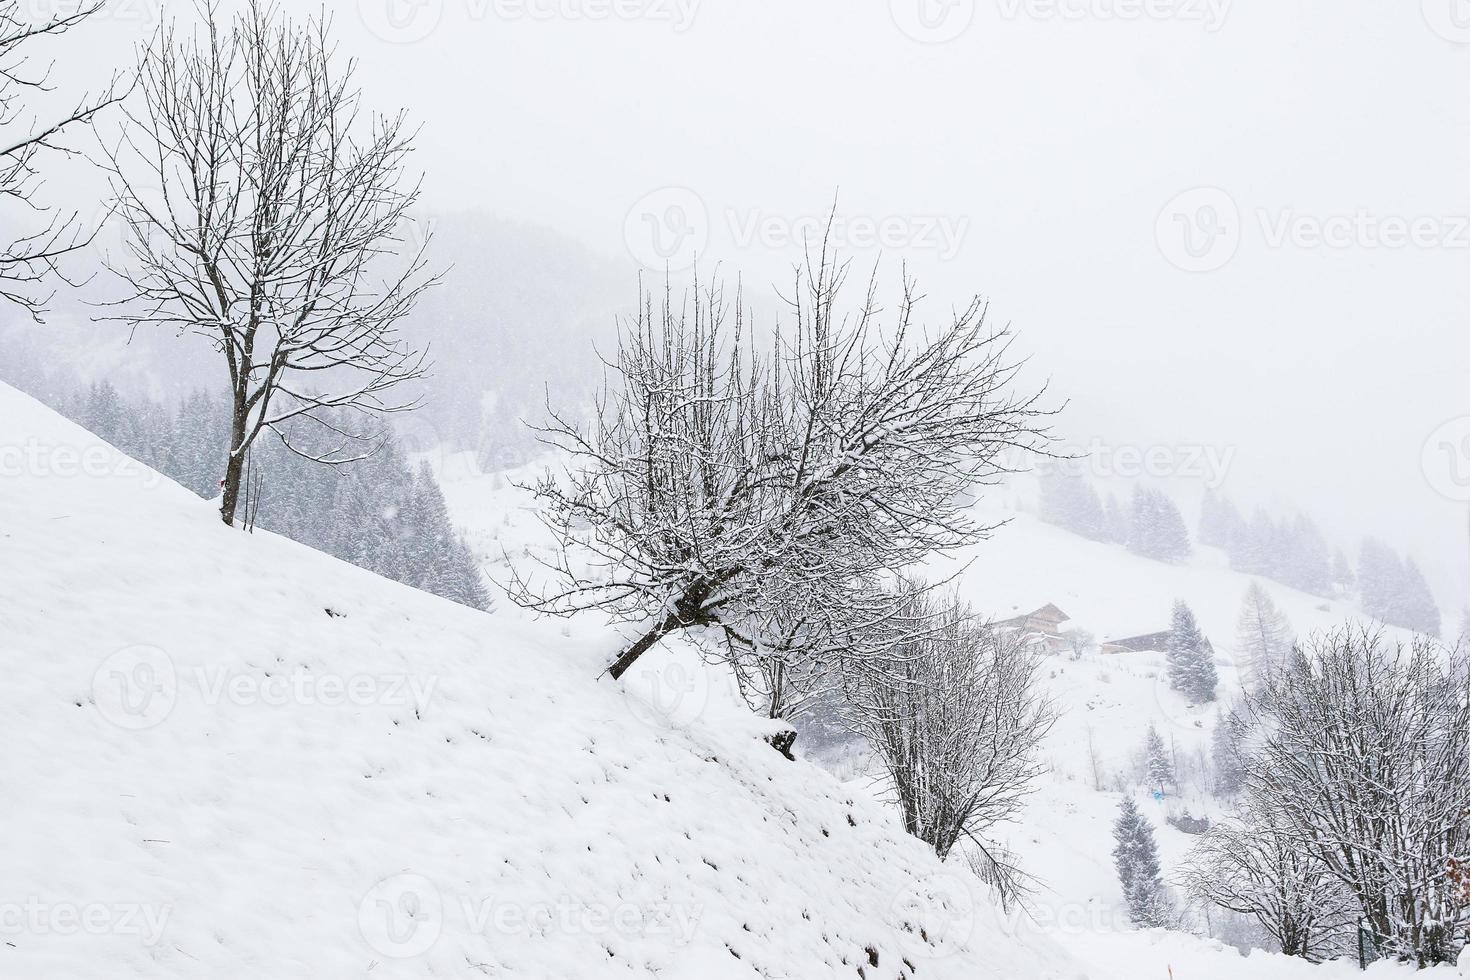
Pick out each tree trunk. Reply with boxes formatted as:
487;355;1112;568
607;611;683;680
605;578;715;679
219;396;249;526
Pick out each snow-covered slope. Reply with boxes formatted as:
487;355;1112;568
933;508;1407;924
434;450;1459;980
0;383;1082;979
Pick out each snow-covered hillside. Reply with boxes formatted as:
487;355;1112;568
936;503;1417;926
435;450;1460;980
0;383;1084;979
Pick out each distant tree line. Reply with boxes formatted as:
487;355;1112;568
1203;490;1440;636
1041;474;1443;638
1038;470;1191;563
1;349;488;610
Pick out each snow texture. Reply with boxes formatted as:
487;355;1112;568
0;382;1079;978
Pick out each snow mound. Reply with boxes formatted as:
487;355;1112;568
0;382;1078;978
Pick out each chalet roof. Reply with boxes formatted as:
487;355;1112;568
1101;630;1173;653
1030;603;1070;623
995;603;1071;632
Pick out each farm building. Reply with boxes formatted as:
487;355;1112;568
1099;630;1173;655
995;603;1072;655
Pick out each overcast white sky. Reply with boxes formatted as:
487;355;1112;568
41;0;1470;607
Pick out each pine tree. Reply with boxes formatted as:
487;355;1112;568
1144;724;1174;790
1039;469;1108;542
1075;479;1107;542
1167;600;1204;693
1193;638;1219;703
1331;548;1355;596
1103;492;1130;545
1284;515;1331;596
1228;508;1282;580
1198;490;1244;550
1400;559;1441;639
82;381;133;450
1359;541;1441;637
1235;581;1294;692
449;536;492;610
1211;710;1248;798
1358;538;1405;625
1112;796;1167;927
1128;487;1192;563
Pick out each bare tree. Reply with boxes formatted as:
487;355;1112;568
1241;627;1470;966
1;0;122;316
845;586;1056;864
1085;724;1105;791
1178;793;1355;961
1061;626;1095;659
103;1;435;525
509;246;1050;684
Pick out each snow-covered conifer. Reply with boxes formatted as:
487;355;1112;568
1128;488;1192;563
1144;724;1174;790
1167;600;1215;701
1112;796;1168;927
